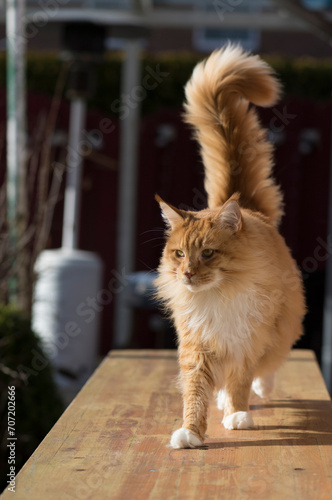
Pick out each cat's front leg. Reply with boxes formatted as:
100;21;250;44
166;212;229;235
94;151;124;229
171;356;214;449
222;372;254;430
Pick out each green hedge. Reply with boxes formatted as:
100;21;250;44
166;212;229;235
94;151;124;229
0;305;64;493
0;52;331;118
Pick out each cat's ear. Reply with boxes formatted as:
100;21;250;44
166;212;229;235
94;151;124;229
217;199;242;233
155;194;184;229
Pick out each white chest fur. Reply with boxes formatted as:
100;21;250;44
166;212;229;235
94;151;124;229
181;289;260;361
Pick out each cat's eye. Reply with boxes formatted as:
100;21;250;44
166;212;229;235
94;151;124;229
202;249;214;258
175;249;185;258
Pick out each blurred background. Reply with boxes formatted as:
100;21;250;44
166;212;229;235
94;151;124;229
1;0;332;487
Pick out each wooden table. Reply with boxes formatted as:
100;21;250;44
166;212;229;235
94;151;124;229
1;349;332;499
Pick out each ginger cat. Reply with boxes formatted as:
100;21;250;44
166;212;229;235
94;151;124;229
155;44;306;449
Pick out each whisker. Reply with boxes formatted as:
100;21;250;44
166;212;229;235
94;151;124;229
139;228;165;237
140;237;165;246
136;262;159;274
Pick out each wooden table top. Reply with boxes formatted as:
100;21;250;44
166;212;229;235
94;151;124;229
1;349;332;500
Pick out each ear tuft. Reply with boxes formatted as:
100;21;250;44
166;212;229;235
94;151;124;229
217;199;242;233
155;194;184;229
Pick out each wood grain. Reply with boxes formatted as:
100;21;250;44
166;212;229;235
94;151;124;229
1;350;332;500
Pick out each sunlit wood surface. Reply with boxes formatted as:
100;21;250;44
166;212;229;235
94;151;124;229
1;349;332;500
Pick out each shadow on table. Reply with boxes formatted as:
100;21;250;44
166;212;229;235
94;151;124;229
204;399;332;449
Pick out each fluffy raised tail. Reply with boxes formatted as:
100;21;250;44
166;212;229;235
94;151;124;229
183;44;284;227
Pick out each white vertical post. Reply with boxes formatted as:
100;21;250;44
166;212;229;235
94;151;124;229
6;0;26;302
62;97;86;250
322;293;332;394
113;40;142;347
321;115;332;394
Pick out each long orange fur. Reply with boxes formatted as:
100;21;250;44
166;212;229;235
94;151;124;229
155;44;306;449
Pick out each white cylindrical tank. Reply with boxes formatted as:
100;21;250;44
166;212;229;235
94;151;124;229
32;248;103;402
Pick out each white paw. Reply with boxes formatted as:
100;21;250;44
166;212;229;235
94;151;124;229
223;411;254;430
216;389;227;410
252;374;274;399
170;428;203;449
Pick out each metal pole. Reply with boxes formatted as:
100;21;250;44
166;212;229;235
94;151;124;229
62;97;86;250
6;0;26;303
113;39;142;348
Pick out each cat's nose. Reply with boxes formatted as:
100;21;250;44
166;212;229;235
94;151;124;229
184;271;195;280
